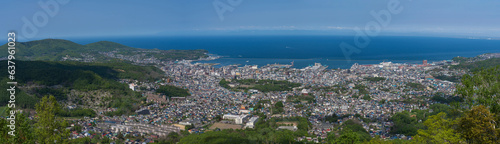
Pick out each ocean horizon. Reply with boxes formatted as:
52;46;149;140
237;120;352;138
68;35;500;69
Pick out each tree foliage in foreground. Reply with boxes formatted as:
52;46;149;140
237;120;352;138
389;111;424;136
413;112;463;143
34;95;70;144
0;107;35;144
0;95;70;143
457;105;500;144
457;66;500;113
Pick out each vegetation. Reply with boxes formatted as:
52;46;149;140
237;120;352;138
430;92;462;104
218;79;231;89
57;108;97;118
0;110;35;144
34;95;71;144
413;112;463;143
432;74;461;82
340;120;371;142
0;60;152;115
451;57;500;71
177;117;311;144
387;66;500;144
273;101;284;114
354;84;369;95
0;39;208;61
362;95;371;101
311;85;348;94
452;56;471;63
457;66;500;113
156;85;191;98
287;94;315;104
389;111;425;136
364;77;386;82
0;78;37;108
327;119;371;143
406;82;425;91
0;95;70;143
219;79;301;92
0;60;164;87
457;105;499;143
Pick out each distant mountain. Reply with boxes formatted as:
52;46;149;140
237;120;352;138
0;39;208;62
85;41;135;51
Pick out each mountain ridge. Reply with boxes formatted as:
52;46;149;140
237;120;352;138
0;39;208;61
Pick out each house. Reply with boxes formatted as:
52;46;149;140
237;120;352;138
301;89;309;95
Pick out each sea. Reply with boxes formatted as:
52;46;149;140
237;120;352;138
70;35;500;69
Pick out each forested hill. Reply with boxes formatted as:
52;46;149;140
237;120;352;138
0;60;164;113
0;39;208;61
451;57;500;71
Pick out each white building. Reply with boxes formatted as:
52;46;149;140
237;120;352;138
239;110;251;114
245;117;259;128
179;121;192;126
111;125;131;133
223;114;248;124
277;126;298;131
129;83;136;91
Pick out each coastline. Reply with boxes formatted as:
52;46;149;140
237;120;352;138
192;57;439;69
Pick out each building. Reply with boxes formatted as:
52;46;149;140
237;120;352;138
111;125;131;133
169;97;186;101
239;109;251;114
179;121;192;126
245;117;259;128
129;83;136;91
301;89;309;95
223;114;248;124
277;126;298;131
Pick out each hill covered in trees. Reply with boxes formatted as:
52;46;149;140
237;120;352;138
156;85;191;98
0;60;166;115
451;57;500;71
0;39;208;61
219;79;301;92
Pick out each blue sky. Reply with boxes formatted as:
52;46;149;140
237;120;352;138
3;0;500;41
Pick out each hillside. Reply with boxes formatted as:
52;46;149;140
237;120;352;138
451;57;500;71
0;60;165;114
0;39;208;62
85;41;134;51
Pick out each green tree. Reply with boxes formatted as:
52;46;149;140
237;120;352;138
457;66;500;113
275;101;284;108
12;113;35;144
363;135;386;144
413;112;464;143
327;131;337;143
157;85;191;98
457;105;499;144
390;111;424;136
335;129;359;144
0;107;12;143
340;120;371;142
362;95;371;101
34;95;70;144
